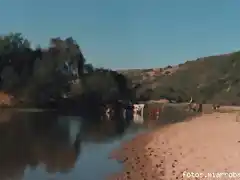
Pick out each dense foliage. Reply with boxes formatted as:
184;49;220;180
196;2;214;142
120;52;240;105
0;33;135;109
2;32;240;107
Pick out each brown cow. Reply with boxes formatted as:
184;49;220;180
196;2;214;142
187;97;202;112
212;104;220;111
0;92;15;107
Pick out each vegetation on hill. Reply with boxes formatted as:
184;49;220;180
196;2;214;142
2;32;240;109
119;51;240;105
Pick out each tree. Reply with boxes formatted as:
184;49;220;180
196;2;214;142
0;33;30;53
0;32;136;110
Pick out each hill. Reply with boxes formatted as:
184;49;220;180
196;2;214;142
118;51;240;105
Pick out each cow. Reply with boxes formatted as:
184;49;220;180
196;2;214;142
132;103;145;124
212;104;220;111
187;97;202;112
0;92;15;107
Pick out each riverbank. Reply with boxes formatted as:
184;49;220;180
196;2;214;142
109;112;240;180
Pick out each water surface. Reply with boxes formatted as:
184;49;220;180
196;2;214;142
0;107;197;180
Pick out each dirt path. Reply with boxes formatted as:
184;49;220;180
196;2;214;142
109;112;240;180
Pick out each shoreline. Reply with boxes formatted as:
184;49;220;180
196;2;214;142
108;112;240;180
108;132;155;180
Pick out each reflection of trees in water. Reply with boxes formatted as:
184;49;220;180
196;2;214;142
0;107;195;180
0;110;131;179
0;109;15;123
0;111;81;180
79;115;131;142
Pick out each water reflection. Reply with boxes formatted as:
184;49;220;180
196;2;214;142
0;106;197;180
0;109;134;180
0;111;82;180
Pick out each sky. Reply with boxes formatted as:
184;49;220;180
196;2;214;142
1;0;240;69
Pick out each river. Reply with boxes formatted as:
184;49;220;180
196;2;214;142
0;107;197;180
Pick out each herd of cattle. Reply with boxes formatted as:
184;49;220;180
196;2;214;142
0;92;221;124
101;102;146;123
187;97;220;112
101;98;221;123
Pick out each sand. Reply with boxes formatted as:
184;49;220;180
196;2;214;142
109;112;240;180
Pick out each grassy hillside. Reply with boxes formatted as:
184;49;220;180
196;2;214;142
118;51;240;105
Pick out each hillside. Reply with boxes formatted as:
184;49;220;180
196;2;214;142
118;51;240;105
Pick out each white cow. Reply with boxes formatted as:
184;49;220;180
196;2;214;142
133;104;145;124
105;107;111;120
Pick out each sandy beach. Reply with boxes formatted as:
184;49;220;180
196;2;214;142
109;112;240;180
